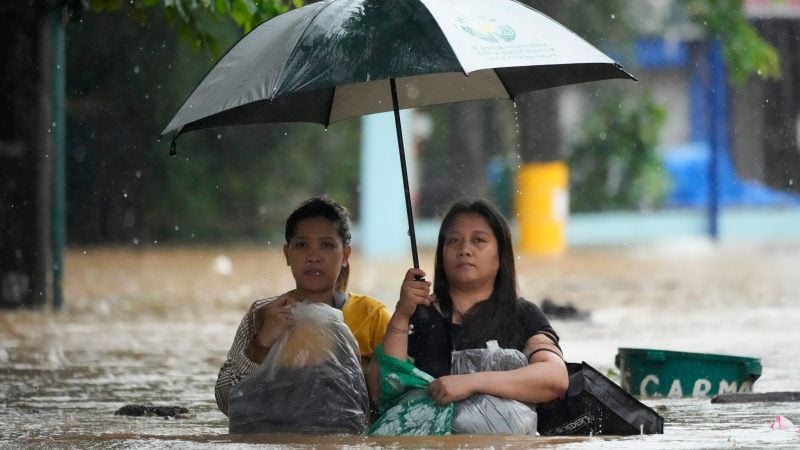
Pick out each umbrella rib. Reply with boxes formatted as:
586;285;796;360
322;87;336;129
490;69;516;101
416;1;469;77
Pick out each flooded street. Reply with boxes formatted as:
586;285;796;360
2;241;800;449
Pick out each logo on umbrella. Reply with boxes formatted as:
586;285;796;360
457;17;516;43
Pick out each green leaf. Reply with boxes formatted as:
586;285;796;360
214;0;230;14
688;0;781;84
234;0;258;15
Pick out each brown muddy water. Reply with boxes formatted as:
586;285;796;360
2;241;800;449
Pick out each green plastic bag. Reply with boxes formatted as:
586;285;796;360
368;345;454;436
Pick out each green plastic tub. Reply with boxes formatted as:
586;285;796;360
615;348;762;399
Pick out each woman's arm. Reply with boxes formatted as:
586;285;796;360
365;268;431;402
380;268;431;359
214;305;260;416
214;295;294;416
427;335;569;405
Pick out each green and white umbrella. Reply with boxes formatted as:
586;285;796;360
163;0;635;266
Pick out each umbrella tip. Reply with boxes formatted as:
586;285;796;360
169;137;177;156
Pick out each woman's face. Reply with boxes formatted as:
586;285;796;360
442;212;500;293
283;216;350;301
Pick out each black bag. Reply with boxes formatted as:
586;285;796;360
536;362;664;436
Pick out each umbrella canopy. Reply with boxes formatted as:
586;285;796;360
163;0;635;266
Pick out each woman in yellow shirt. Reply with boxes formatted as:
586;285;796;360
215;196;390;418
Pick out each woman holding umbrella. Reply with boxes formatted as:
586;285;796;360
368;198;568;426
215;196;391;427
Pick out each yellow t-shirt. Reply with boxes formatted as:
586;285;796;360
342;293;391;361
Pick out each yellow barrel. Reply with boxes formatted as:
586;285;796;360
515;161;568;254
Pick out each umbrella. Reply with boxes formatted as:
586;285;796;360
162;0;635;268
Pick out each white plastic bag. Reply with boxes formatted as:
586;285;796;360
228;302;369;434
450;340;538;435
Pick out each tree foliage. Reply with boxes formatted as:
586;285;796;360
688;0;781;83
532;0;780;85
65;5;360;245
568;92;670;212
72;0;302;56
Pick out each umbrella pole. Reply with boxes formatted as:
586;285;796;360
389;78;420;269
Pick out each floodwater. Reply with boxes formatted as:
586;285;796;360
2;241;800;449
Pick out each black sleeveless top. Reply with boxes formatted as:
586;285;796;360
407;298;559;378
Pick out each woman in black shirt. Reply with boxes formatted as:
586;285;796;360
368;198;568;406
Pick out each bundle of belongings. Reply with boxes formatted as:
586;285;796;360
369;340;538;435
370;337;663;436
228;302;369;434
368;345;454;436
450;340;539;435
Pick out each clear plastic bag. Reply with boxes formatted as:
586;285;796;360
228;302;369;434
450;340;538;435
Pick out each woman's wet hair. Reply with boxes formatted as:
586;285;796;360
433;198;521;349
285;195;352;291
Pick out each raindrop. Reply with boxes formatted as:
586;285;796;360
213;255;233;275
135;170;142;178
133;65;140;74
790;179;794;186
133;238;139;245
153;240;158;245
123;191;128;198
123;210;135;228
217;134;222;140
610;13;616;19
82;250;87;255
174;225;180;231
